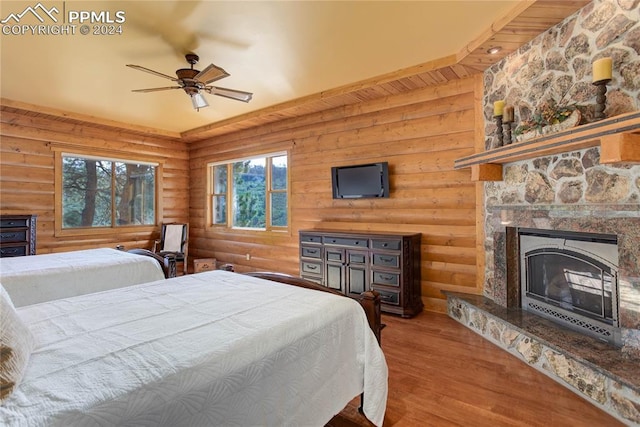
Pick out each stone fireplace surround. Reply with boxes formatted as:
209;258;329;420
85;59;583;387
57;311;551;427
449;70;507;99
490;204;640;352
449;1;640;421
446;203;640;425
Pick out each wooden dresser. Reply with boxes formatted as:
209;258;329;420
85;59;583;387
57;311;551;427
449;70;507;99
299;229;422;317
0;215;37;257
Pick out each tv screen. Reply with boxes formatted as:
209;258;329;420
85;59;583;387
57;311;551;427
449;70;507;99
331;162;389;199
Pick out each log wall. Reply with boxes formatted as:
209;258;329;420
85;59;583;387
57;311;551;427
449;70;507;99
0;105;189;253
189;76;481;312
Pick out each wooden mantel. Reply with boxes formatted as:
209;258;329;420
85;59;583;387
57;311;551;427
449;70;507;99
454;111;640;181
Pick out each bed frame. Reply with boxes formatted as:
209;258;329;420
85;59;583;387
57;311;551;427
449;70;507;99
246;272;382;344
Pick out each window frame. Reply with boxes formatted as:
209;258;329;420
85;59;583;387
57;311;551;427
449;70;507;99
54;149;163;237
207;151;290;234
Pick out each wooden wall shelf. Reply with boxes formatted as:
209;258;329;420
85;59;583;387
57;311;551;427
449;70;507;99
454;111;640;181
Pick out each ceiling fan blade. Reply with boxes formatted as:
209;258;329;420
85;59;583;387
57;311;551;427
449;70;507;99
132;86;182;93
126;64;178;82
195;63;230;84
206;86;253;102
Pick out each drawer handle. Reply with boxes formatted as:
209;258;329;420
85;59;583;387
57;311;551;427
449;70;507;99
308;249;318;254
331;239;336;243
306;265;318;270
0;248;20;255
380;294;394;301
380;256;394;262
355;241;360;245
382;243;388;247
380;274;395;281
2;232;20;238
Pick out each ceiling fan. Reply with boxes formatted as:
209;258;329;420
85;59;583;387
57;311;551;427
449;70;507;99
127;53;252;111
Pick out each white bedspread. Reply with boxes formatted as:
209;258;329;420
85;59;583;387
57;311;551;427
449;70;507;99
1;270;388;426
0;248;166;307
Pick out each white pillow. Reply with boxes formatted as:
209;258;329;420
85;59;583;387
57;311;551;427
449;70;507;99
0;284;36;401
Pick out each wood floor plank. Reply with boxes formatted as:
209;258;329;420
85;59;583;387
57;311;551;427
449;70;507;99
331;311;622;426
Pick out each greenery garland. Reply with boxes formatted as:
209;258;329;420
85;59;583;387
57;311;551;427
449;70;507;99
514;99;578;136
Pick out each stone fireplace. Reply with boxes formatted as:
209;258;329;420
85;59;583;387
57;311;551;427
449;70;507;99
444;185;640;424
445;1;640;422
445;147;640;424
484;154;640;356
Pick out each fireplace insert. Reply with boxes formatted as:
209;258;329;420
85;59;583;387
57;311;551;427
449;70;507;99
518;228;620;346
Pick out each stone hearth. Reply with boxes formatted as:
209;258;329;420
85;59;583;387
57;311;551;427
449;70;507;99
451;202;640;425
445;292;640;425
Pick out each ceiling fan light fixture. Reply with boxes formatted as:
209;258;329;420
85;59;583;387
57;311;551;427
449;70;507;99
191;92;209;111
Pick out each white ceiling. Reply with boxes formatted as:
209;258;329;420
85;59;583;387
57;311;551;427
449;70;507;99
0;1;518;134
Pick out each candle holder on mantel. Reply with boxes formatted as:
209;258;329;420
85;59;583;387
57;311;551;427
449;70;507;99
593;78;611;121
494;115;504;148
502;120;513;145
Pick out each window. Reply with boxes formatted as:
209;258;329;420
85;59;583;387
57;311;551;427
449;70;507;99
61;154;157;229
209;153;288;231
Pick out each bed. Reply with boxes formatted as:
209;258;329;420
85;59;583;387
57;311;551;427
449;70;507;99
0;270;388;426
0;248;169;307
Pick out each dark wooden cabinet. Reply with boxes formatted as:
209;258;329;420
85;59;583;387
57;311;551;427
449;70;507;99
299;229;422;317
0;215;37;257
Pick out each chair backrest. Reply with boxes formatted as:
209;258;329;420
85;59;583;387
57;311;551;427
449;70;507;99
160;223;188;253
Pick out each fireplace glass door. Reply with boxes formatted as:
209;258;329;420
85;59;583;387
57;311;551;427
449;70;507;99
519;229;619;345
525;250;614;323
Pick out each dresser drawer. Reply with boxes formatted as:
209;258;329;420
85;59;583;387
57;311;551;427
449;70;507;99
301;246;322;259
0;218;30;228
371;239;401;251
300;234;322;244
373;287;400;306
372;270;400;287
372;253;399;268
0;245;28;257
301;261;322;275
323;236;367;248
325;249;344;262
0;230;27;243
348;251;367;264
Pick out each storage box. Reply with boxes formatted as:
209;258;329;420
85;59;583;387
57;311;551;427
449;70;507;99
193;258;216;273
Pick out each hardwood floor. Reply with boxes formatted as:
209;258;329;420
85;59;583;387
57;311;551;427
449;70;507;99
331;311;622;427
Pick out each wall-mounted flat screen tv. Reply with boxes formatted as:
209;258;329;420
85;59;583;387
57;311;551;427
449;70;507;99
331;162;389;199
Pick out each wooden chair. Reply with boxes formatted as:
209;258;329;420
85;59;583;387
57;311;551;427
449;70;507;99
153;223;189;275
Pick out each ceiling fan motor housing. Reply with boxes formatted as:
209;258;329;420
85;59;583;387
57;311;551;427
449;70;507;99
176;68;204;95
